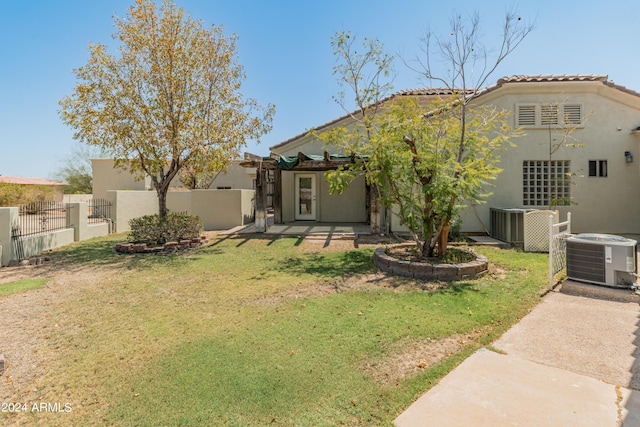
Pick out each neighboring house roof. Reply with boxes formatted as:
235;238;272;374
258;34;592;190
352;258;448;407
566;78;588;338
0;176;66;186
271;74;640;153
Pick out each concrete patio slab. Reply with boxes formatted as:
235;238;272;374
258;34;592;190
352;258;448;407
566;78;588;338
395;349;624;427
395;289;640;427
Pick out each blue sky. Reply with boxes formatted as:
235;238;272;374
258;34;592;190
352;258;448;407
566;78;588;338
1;0;639;179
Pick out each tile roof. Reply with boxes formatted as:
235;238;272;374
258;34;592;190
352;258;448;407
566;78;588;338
0;176;66;186
270;74;640;152
496;74;609;84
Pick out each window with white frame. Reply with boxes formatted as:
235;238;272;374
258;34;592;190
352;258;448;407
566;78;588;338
522;160;571;206
516;103;583;127
588;160;607;177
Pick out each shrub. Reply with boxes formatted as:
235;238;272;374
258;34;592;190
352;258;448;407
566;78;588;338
128;213;203;246
0;183;55;207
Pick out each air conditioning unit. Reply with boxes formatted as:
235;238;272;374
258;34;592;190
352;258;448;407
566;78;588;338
490;208;536;243
566;233;637;288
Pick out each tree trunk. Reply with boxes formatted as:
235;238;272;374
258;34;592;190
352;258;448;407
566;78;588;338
438;225;450;255
157;187;168;218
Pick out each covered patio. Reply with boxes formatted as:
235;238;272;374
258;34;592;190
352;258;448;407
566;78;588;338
240;152;380;233
221;215;370;236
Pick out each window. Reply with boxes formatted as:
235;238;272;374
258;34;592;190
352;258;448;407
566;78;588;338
588;160;607;177
516;103;582;127
523;160;571;206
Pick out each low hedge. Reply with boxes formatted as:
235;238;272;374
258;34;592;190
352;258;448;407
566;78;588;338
128;213;203;246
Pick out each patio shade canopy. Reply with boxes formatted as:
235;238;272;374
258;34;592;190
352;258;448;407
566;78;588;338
241;152;368;171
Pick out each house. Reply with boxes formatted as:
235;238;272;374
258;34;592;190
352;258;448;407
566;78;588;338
243;75;640;236
0;176;66;202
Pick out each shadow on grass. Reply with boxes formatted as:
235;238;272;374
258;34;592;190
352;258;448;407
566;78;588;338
274;249;376;278
207;233;305;248
433;280;481;296
50;235;123;267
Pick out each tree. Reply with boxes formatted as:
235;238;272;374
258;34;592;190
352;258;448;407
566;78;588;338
52;143;104;194
322;11;533;258
60;0;274;217
539;100;591;209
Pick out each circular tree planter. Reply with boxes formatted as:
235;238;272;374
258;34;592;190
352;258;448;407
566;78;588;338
373;243;488;281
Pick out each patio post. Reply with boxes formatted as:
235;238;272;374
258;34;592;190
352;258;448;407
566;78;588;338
273;168;282;224
255;166;267;232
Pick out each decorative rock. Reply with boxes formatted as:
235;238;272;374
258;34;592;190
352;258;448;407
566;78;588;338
115;236;207;254
8;259;19;267
132;244;148;253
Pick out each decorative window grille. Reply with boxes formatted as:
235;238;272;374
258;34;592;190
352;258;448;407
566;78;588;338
522;160;571;206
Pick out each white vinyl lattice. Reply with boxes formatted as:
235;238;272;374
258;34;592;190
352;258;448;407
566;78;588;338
549;213;571;289
524;210;558;252
551;230;569;274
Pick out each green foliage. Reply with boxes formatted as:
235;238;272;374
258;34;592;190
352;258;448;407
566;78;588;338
128;213;202;246
0;183;55;207
59;0;274;217
322;21;530;257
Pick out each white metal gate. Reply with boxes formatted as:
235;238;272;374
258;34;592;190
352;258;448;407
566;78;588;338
549;213;571;289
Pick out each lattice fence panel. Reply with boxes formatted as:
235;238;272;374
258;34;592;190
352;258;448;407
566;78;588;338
524;210;558;252
551;230;570;275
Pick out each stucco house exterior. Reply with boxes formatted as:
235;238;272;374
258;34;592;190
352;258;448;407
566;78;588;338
92;158;257;200
242;75;640;236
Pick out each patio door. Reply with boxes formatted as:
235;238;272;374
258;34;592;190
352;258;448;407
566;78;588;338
295;174;316;220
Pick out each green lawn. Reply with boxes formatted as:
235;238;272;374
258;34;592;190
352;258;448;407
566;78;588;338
2;234;548;426
0;278;48;297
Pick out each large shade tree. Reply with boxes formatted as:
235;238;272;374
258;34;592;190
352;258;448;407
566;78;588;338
60;0;274;217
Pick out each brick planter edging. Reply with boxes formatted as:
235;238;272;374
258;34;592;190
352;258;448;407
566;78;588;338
115;236;209;254
373;244;488;281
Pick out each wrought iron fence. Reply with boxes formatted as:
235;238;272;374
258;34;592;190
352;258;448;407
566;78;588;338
88;198;112;224
16;201;72;238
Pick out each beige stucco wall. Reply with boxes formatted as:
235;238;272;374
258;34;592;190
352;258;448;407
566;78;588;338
106;190;159;233
92;159;149;200
106;189;254;232
209;162;256;189
191;189;255;230
458;81;640;235
280;171;367;223
318;174;367;222
93;159;253;199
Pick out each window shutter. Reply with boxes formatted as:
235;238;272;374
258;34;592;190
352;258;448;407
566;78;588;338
517;105;536;126
563;104;582;124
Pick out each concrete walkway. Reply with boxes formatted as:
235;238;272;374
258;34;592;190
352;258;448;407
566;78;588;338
395;289;640;426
